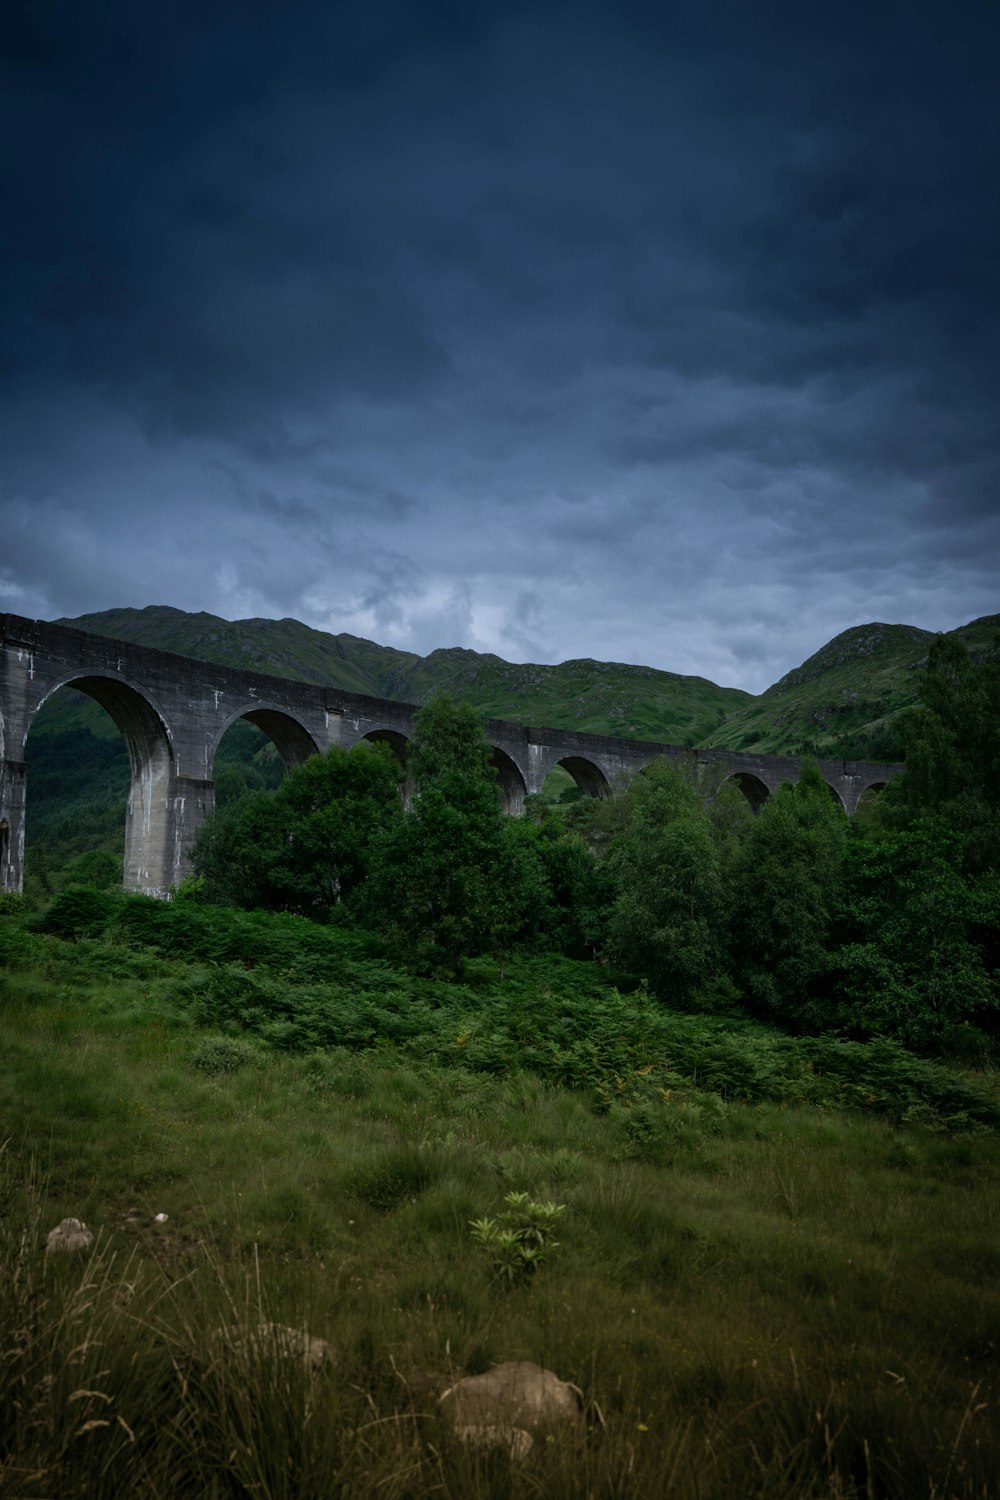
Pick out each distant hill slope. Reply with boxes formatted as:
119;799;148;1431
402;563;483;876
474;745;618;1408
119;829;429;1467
50;605;752;746
53;605;420;698
38;603;1000;758
710;616;1000;759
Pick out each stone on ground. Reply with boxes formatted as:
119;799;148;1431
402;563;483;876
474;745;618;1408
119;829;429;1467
45;1217;94;1256
439;1361;584;1458
454;1423;535;1460
214;1321;335;1370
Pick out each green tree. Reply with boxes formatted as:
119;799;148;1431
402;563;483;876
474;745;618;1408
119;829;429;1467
509;813;609;959
405;693;498;788
729;761;848;1025
879;634;1000;874
192;742;402;916
707;774;754;882
833;633;1000;1050
62;848;122;891
361;695;538;976
833;820;999;1048
562;779;631;858
604;758;730;1005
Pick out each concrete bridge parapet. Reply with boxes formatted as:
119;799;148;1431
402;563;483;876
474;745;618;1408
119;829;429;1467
0;613;903;896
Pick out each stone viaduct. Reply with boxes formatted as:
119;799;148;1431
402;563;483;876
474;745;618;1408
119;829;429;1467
0;613;902;898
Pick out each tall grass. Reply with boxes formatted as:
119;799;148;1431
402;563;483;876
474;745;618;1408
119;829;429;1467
24;890;1000;1131
2;1161;996;1497
1;902;998;1495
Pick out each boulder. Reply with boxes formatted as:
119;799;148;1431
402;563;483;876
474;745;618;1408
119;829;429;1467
454;1423;534;1461
45;1217;94;1256
439;1361;584;1457
214;1321;335;1370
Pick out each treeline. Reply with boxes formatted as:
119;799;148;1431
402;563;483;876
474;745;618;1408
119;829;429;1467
189;634;1000;1055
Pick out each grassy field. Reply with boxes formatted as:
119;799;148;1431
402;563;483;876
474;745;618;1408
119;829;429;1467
1;902;998;1497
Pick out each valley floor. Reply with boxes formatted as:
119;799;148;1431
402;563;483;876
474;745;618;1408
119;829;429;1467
1;908;998;1498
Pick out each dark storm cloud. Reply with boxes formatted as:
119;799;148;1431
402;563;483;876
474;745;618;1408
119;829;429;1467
1;0;998;690
2;2;458;437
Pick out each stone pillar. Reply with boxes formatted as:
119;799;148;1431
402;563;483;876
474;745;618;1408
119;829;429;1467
117;706;208;903
0;759;26;894
168;776;216;890
123;769;216;898
525;742;550;797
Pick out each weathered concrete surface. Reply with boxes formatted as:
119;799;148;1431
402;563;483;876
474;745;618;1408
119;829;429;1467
0;613;902;896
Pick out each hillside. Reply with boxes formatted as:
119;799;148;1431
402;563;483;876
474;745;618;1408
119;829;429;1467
3;899;998;1496
54;604;421;699
43;604;1000;760
705;622;934;759
708;615;1000;759
47;605;752;746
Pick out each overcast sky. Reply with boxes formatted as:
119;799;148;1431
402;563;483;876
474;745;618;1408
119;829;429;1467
2;0;998;693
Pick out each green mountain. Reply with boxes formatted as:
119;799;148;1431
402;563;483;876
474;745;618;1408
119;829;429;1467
48;604;752;747
709;616;1000;760
57;605;421;699
46;603;1000;759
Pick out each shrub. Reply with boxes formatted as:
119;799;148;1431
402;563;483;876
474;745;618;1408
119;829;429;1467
469;1190;566;1284
190;1035;261;1075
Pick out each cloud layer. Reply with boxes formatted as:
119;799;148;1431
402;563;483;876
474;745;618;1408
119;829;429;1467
2;0;997;691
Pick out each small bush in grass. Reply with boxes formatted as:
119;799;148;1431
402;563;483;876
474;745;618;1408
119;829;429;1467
190;1035;262;1075
37;884;118;938
302;1049;374;1099
470;1190;565;1284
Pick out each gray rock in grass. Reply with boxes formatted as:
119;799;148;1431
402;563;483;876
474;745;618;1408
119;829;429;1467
45;1217;95;1256
439;1361;584;1458
454;1423;535;1461
214;1321;335;1370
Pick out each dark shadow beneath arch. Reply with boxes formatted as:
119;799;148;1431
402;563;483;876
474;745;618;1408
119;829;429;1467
855;781;887;821
357;729;412;802
212;720;287;810
491;747;528;814
63;676;171;770
238;708;319;769
727;771;770;814
359;728;410;769
556;756;610;799
36;675;174;893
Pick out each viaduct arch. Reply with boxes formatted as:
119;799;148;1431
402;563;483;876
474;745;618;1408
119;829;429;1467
0;614;903;897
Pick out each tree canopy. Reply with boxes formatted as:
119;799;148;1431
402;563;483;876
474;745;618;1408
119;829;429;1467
359;695;539;976
70;634;1000;1056
192;741;402;917
879;633;1000;874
